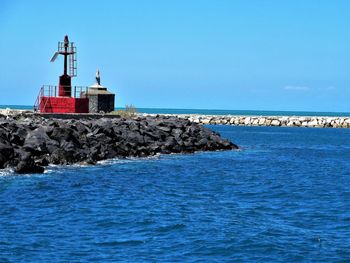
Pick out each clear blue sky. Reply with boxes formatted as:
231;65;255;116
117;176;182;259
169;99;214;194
0;0;349;112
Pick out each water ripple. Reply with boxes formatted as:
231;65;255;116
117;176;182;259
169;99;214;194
0;126;349;262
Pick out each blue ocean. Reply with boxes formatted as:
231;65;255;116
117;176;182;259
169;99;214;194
1;125;350;262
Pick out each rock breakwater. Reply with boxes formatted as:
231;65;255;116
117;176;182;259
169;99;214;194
141;114;350;128
0;113;237;174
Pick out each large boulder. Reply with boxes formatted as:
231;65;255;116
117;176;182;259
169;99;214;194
49;126;80;146
15;152;44;174
15;159;44;174
0;143;14;169
9;126;28;146
23;127;57;155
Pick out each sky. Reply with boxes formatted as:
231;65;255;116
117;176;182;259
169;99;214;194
0;0;349;112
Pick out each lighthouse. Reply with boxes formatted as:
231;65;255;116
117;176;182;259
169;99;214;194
34;35;115;114
34;35;89;113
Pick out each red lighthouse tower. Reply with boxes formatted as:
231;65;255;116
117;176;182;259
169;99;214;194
35;35;89;113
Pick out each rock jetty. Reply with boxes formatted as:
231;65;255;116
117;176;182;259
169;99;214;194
0;113;237;174
141;114;350;128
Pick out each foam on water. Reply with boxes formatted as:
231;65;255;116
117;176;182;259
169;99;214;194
0;168;13;176
0;154;167;177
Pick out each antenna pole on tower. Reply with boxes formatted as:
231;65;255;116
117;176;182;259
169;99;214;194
63;35;68;75
50;35;77;97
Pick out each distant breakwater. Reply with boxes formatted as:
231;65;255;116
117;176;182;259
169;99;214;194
141;114;350;128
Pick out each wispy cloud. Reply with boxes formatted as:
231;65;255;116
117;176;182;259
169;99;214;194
283;85;336;92
283;85;310;91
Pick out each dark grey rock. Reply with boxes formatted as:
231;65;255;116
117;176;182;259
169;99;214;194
0;114;238;174
15;159;45;174
0;143;14;168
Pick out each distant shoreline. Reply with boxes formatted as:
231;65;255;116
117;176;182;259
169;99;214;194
1;105;349;117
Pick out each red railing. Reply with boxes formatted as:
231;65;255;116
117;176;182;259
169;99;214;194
33;85;89;112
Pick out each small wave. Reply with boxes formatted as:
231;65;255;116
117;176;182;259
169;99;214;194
97;158;134;165
95;239;145;247
11;155;163;176
157;223;186;233
97;154;161;165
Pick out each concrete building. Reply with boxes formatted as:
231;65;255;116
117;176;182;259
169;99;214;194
86;70;115;113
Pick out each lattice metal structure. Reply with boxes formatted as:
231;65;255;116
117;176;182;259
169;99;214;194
51;36;77;77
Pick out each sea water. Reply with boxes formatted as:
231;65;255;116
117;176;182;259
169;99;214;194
0;126;349;262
